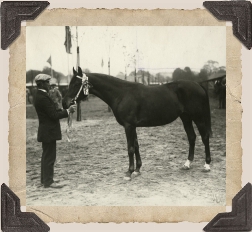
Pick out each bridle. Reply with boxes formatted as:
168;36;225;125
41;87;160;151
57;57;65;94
71;73;93;104
67;73;92;142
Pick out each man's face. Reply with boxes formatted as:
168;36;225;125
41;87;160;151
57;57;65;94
43;80;50;92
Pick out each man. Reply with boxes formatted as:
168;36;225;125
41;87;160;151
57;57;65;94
26;88;31;104
34;74;76;188
49;83;62;110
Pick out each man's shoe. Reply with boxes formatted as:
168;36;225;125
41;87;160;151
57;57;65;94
44;183;64;188
40;180;60;187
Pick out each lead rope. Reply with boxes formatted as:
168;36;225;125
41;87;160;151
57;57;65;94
66;74;89;142
66;111;74;142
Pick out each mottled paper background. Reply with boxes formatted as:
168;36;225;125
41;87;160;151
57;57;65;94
8;8;242;223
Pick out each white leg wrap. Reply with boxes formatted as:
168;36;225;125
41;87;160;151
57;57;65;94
132;171;140;176
204;163;211;171
183;160;191;169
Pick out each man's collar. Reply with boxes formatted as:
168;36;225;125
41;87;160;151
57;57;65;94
38;89;47;93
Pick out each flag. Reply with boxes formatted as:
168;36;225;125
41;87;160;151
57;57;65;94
47;56;51;65
46;56;53;77
64;26;72;54
101;58;104;67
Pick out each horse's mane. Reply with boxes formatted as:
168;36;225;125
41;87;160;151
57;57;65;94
87;73;140;87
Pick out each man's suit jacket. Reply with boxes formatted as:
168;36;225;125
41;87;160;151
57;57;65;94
34;90;68;143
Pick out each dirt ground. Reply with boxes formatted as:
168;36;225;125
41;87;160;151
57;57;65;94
26;92;226;206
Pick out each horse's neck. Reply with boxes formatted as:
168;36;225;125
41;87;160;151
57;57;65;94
89;74;124;106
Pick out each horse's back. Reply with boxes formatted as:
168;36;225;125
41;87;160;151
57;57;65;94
115;83;183;127
169;80;211;129
149;80;209;121
173;80;206;100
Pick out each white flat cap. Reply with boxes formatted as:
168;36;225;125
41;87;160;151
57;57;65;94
50;77;57;85
34;74;51;82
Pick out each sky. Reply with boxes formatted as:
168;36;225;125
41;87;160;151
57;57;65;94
26;26;226;77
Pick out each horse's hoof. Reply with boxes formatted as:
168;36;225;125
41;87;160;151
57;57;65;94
203;163;211;172
181;165;190;170
182;160;191;170
123;176;131;181
132;171;141;177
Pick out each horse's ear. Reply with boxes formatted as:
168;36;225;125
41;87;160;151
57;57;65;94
73;67;77;75
77;66;82;76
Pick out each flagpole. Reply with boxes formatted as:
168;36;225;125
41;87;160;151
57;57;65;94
101;58;104;74
65;26;71;85
67;28;69;85
76;26;82;122
76;26;80;69
50;55;53;79
67;54;70;85
107;39;111;112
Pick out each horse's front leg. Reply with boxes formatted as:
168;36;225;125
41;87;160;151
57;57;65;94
124;125;136;180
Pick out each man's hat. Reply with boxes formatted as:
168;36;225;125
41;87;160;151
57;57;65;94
50;78;57;86
34;74;51;83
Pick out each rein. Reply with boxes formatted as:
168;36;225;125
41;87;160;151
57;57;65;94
66;73;92;142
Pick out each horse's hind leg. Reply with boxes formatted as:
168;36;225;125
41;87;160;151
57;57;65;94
194;119;211;171
180;114;196;169
132;131;142;176
124;125;136;180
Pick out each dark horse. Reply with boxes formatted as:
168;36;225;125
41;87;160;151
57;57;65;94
63;67;212;180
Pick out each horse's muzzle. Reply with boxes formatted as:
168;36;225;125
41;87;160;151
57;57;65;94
62;96;76;109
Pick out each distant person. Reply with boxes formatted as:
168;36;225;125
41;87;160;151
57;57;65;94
214;77;226;109
26;88;31;104
34;74;76;188
49;83;62;110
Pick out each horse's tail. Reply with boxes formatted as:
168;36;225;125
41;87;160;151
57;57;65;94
200;84;213;138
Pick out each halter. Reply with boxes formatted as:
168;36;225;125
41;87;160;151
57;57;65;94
67;73;92;142
71;73;92;103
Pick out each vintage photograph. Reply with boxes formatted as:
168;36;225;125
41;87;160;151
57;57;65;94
26;26;226;206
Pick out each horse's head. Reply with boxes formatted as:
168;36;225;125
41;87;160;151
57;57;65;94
62;66;89;109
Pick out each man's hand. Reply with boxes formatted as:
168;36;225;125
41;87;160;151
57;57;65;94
68;104;76;113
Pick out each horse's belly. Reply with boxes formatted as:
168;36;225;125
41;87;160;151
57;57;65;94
116;88;183;127
136;107;181;127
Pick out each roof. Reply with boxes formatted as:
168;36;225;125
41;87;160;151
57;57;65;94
200;71;226;83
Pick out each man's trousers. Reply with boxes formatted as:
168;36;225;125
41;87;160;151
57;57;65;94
41;141;56;187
